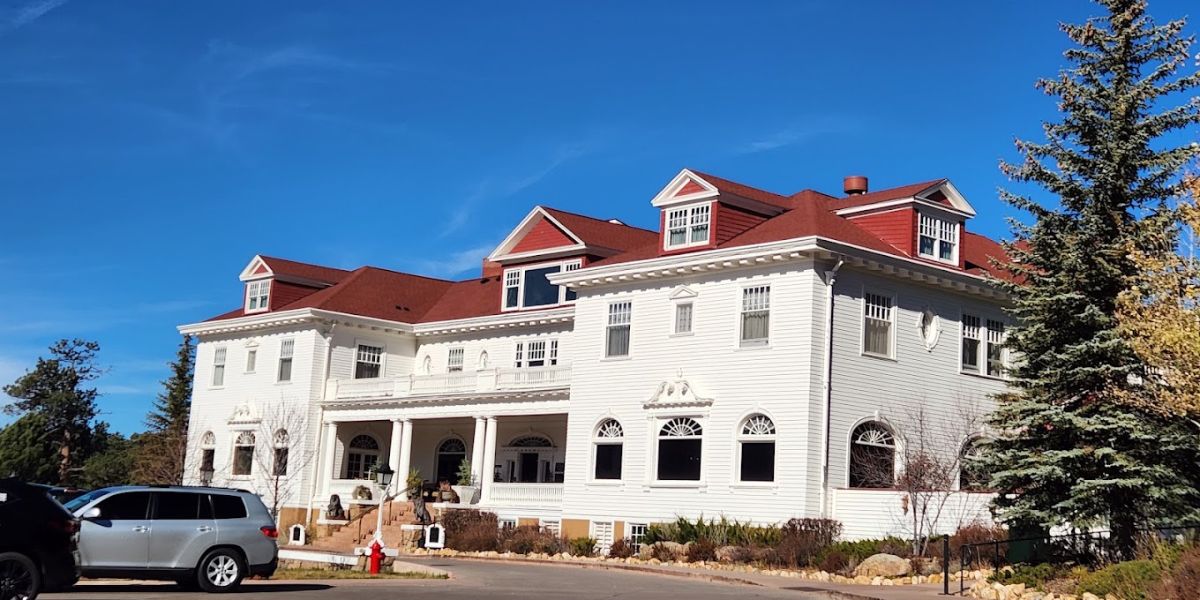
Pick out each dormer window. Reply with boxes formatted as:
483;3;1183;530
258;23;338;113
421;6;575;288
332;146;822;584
245;279;270;312
665;204;711;250
918;213;958;264
502;259;582;311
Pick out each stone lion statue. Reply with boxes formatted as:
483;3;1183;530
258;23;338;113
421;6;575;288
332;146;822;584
326;494;346;520
352;485;373;501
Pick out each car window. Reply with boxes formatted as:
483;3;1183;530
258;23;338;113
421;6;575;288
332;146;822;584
210;494;247;519
64;488;108;513
153;492;208;520
96;492;151;520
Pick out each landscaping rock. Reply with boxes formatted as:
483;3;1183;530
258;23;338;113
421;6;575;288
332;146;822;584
853;553;912;578
714;545;741;563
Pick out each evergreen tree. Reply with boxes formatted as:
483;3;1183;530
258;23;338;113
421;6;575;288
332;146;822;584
982;0;1200;556
0;413;58;482
82;427;136;489
132;335;194;484
3;339;103;485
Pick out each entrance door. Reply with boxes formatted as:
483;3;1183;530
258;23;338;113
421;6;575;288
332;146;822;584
518;452;539;483
435;438;467;484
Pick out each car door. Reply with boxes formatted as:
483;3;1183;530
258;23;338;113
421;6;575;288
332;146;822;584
78;491;152;570
149;491;217;570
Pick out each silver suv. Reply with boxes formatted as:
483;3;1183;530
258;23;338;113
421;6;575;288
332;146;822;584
63;486;278;593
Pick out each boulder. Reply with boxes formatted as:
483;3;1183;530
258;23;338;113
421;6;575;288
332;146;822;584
714;545;742;563
853;553;912;578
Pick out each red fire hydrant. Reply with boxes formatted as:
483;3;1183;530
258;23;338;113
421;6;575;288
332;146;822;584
368;540;383;575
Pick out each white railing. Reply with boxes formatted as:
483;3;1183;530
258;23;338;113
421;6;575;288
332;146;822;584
327;365;571;402
486;483;563;507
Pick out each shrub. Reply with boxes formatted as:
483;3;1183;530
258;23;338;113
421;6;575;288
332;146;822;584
441;509;499;552
499;525;564;555
644;516;781;546
750;545;781;566
819;549;849;574
717;545;754;564
777;518;842;568
1151;546;1200;600
988;563;1062;588
651;542;678;562
568;536;597;557
607;538;635;559
1077;560;1161;600
688;538;717;562
818;536;912;564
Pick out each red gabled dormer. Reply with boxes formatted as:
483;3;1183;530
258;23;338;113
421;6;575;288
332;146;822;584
649;169;791;256
237;255;347;315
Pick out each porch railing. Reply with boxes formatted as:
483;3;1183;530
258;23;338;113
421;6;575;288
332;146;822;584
326;364;571;402
486;482;564;507
496;365;571;390
409;372;477;395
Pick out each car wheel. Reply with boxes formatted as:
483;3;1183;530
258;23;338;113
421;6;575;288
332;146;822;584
196;549;244;593
0;552;40;600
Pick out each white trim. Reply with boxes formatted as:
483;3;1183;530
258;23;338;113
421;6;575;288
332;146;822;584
734;411;777;485
487;206;586;262
352;338;387;380
860;287;897;360
501;258;584;312
649;169;720;208
662;202;713;251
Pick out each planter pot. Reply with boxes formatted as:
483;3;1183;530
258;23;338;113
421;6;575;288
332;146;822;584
451;485;479;504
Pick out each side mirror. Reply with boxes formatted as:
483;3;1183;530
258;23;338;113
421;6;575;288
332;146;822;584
81;507;101;520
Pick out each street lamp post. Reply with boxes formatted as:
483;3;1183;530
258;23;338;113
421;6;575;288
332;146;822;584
372;464;394;546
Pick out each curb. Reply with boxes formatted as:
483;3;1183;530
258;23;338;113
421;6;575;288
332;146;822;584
409;553;766;587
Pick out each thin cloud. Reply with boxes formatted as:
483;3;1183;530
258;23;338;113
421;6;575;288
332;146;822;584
0;0;67;38
735;117;862;155
408;244;497;278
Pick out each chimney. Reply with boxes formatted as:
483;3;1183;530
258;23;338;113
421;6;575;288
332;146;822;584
843;175;869;196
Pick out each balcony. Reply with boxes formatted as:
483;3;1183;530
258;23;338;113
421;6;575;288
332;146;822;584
327;364;571;402
486;483;563;508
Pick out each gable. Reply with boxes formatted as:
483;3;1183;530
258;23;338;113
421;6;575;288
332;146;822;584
239;255;273;281
511;216;578;254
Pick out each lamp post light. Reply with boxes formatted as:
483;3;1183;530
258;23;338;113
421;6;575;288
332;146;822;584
373;464;394;545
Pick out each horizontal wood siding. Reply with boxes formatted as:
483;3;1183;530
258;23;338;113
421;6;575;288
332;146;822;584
270;280;321;310
832;489;996;540
714;203;769;245
512;217;576;253
846;207;915;255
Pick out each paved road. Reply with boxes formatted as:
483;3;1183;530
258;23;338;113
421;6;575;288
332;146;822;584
42;558;836;599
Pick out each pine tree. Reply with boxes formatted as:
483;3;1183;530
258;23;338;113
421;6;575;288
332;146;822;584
2;339;103;485
982;0;1200;556
133;335;194;484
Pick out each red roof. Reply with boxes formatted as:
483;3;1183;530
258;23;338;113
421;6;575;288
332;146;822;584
204;172;1009;326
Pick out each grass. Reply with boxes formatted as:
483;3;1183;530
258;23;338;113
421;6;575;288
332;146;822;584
271;568;448;580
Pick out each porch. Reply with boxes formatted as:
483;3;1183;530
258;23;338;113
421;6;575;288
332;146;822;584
325;365;571;402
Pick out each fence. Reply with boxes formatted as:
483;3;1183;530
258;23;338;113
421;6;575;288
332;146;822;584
940;524;1200;595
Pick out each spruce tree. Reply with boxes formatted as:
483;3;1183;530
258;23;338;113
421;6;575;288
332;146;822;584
982;0;1200;556
133;335;194;484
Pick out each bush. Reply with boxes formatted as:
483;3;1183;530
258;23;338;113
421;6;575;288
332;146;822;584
777;518;842;568
988;563;1062;588
818;536;912;565
651;542;678;562
688;538;717;562
499;525;565;555
1077;560;1162;600
643;516;781;546
568;536;597;557
1151;546;1200;600
818;549;849;574
441;509;499;552
607;538;635;559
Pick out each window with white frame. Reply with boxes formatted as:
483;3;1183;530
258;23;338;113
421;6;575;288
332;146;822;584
674;302;693;335
606;301;632;357
986;320;1006;377
501;259;583;310
211;347;227;387
447;347;464;372
277;339;294;382
961;314;982;373
232;431;255;476
272;429;289;476
738;414;776;482
628;523;648;553
593;418;623;480
740;285;770;345
849;422;895;488
657;418;703;481
514;339;558;368
863;292;894;357
665;204;711;249
918;213;959;263
245;279;270;312
245;349;257;373
199;431;216;482
961;315;1006;377
354;344;383;379
959;437;990;491
345;434;380;480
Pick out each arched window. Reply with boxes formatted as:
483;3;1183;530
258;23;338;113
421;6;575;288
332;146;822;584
201;431;216;447
593;419;623;480
421;355;432;375
199;431;216;479
272;429;290;477
478;350;489;370
849;422;895;488
959;437;989;491
345;434;380;480
657;418;703;481
509;435;553;447
738;414;776;483
435;438;467;484
232;431;255;476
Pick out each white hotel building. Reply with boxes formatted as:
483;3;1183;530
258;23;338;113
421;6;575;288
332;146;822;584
180;169;1010;546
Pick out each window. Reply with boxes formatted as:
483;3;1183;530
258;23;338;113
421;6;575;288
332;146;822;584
95;492;151;520
447;347;464;372
593;418;623;480
740;285;770;345
657;418;703;481
502;260;582;310
528;341;546;367
354;343;383;379
863;292;894;357
959;438;989;491
738;414;776;483
232;432;255;476
199;431;216;482
986;320;1006;377
961;314;982;373
211;347;227;387
345;434;380;480
153;492;208;520
211;494;247;519
628;523;648;553
245;279;270;312
277;339;294;382
665;204;711;249
918;214;958;263
245;349;257;373
674;302;693;335
606;301;632;357
272;429;289;477
514;339;558;368
849;422;895;488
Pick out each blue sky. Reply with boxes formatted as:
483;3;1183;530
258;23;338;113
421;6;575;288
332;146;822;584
0;0;1196;435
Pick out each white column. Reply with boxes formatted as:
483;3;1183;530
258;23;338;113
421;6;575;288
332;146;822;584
480;417;499;504
321;421;340;498
388;419;403;496
470;416;486;486
396;419;413;495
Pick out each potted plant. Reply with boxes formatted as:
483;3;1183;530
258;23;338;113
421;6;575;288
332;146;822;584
451;458;479;504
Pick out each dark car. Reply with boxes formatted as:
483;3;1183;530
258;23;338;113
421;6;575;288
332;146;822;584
0;479;81;600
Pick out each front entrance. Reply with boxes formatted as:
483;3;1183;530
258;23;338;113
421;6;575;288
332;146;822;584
435;438;466;483
518;452;539;483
